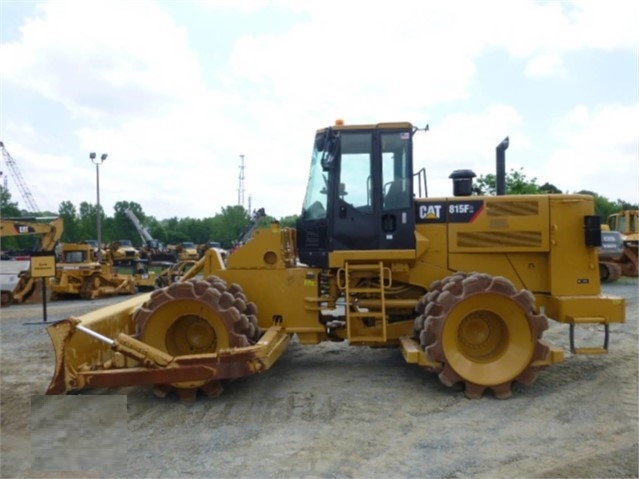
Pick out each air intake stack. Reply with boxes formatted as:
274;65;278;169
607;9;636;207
449;169;476;197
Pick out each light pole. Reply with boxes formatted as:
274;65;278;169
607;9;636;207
90;152;108;261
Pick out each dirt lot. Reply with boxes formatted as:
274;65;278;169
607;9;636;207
1;279;638;478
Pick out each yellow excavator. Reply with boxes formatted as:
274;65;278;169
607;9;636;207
46;121;625;401
0;216;63;306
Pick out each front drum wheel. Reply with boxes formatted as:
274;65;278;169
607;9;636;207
134;276;261;400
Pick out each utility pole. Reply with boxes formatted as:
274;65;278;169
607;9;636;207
238;154;245;209
90;152;108;261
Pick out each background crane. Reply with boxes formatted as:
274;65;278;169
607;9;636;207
0;141;40;213
124;208;154;244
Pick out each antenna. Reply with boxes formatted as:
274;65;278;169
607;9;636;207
238;154;245;208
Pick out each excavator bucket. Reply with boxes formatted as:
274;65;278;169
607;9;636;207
17;278;50;305
10;276;51;305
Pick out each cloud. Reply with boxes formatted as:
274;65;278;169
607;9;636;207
1;0;205;120
1;0;637;220
543;103;639;200
414;105;527;197
525;53;565;78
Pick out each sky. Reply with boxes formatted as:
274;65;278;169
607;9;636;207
1;0;638;221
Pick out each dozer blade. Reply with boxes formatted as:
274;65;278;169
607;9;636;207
46;293;151;395
46;293;291;395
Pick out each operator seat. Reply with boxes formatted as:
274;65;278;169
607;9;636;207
384;179;409;210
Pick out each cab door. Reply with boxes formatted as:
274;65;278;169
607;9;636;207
378;130;415;250
330;132;378;251
330;129;415;252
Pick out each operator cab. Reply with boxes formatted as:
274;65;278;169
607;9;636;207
297;121;416;268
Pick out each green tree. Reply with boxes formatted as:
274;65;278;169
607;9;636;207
163;217;190;245
179;217;208;244
57;201;78;242
147;217;168;244
77;201;101;242
218;205;251;248
0;186;21;217
200;216;223;245
279;215;299;228
539;182;563;194
472;168;546;196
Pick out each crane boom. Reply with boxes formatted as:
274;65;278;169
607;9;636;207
124;208;154;243
0;141;40;213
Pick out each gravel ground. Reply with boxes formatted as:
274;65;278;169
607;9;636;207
1;279;637;479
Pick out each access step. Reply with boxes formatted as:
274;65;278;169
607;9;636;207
568;316;610;355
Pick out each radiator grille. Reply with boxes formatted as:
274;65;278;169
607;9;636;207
487;201;539;216
457;231;543;248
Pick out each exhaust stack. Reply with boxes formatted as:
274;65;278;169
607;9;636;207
496;137;509;196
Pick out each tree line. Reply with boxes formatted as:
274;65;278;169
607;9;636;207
1;187;298;252
1;168;636;252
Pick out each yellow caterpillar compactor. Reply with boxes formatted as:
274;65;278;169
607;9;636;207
46;121;625;401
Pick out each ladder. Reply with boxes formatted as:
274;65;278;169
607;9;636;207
344;261;389;343
569;316;610;355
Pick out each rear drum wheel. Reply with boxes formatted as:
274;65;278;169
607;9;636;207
415;273;550;399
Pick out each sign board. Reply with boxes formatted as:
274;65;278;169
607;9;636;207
30;252;56;278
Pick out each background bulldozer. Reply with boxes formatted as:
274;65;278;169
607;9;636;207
598;229;625;283
173;241;199;261
50;243;136;300
46;121;625;402
107;239;140;265
605;210;638;277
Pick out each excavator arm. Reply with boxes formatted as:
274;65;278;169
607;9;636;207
0;217;63;245
0;217;64;305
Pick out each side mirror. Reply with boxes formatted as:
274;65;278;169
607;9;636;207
319;130;338;170
321;151;334;170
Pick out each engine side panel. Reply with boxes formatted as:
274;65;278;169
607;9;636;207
414;194;603;297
